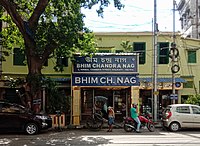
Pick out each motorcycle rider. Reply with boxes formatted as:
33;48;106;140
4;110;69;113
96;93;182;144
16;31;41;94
131;103;141;133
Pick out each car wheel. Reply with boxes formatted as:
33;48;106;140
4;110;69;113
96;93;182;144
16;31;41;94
169;122;180;132
25;123;38;135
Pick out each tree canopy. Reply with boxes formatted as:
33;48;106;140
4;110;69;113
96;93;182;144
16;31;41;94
0;0;123;72
0;0;124;111
184;95;200;105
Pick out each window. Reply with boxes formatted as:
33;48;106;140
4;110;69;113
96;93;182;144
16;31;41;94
158;42;169;64
57;57;68;67
199;6;200;19
115;50;124;53
199;81;200;94
188;50;196;63
192;106;200;114
98;49;110;53
133;42;146;64
181;95;189;103
97;47;113;53
13;48;25;66
81;90;93;114
176;106;190;114
183;81;193;88
44;60;48;66
1;103;23;113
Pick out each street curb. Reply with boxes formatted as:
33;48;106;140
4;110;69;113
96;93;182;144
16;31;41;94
49;122;163;132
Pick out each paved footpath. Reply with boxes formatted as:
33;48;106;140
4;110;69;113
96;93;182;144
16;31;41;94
64;128;200;146
1;128;200;146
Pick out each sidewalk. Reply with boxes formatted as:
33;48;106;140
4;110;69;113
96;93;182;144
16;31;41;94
54;120;163;131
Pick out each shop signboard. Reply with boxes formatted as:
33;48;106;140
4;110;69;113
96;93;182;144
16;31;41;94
73;54;138;73
72;73;139;86
170;94;178;100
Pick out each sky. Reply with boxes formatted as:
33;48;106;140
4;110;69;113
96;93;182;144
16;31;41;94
81;0;181;32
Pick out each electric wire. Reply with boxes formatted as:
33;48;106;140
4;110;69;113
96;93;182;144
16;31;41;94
82;0;181;32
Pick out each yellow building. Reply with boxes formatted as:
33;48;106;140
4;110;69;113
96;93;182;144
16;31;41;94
94;32;200;104
0;48;72;114
71;32;200;126
1;31;200;126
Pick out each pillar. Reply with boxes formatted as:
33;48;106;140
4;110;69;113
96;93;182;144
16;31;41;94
131;86;140;105
72;86;81;125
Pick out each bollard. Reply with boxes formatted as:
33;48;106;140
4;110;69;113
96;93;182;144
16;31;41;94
56;110;62;132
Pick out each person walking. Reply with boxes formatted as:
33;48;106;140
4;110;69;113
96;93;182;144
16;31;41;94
107;106;115;132
131;103;141;133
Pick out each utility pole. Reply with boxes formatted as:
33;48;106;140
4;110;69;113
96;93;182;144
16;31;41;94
153;0;158;122
172;0;176;104
196;0;199;39
170;0;180;103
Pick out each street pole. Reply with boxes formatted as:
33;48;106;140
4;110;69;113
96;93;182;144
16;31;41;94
153;0;158;122
172;0;176;104
196;0;199;39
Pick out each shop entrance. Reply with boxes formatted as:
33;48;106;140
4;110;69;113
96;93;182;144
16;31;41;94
140;89;178;120
80;87;131;124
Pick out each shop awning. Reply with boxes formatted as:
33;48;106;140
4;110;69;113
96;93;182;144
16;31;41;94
139;77;186;83
52;78;71;82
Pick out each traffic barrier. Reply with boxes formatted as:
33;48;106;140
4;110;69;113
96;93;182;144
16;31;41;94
50;114;65;128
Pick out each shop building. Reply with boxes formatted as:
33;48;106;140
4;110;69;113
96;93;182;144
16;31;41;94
71;53;139;125
1;31;200;126
90;32;200;123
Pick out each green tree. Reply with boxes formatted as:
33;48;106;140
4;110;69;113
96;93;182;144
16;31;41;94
44;78;70;114
184;95;200;105
0;0;123;112
120;40;132;52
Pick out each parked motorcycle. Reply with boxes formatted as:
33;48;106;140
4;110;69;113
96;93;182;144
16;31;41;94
123;112;155;132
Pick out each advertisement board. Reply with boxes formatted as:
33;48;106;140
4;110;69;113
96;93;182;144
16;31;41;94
73;54;138;73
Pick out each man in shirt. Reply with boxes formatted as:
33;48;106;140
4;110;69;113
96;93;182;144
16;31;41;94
131;103;141;133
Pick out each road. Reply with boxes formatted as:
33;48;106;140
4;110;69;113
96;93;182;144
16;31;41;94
1;128;200;146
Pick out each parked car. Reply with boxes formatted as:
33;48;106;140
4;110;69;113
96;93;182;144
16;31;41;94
0;101;52;135
162;104;200;132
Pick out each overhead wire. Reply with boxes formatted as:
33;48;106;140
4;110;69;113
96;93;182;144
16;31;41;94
82;0;178;32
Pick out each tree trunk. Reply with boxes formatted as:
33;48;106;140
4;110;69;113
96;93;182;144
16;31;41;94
26;54;44;113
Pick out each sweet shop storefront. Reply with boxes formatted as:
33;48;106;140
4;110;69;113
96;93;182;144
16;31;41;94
71;53;139;125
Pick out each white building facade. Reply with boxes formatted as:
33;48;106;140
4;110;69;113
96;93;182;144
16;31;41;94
178;0;200;39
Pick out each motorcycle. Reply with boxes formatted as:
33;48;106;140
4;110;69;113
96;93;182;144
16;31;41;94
123;112;155;132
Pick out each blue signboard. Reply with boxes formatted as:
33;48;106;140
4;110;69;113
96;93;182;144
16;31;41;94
73;54;138;73
170;94;178;100
72;74;139;86
175;82;181;88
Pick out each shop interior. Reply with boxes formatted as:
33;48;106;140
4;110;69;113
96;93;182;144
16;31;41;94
80;87;131;124
140;89;178;120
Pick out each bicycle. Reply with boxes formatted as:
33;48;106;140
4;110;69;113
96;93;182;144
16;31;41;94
86;110;106;130
86;108;126;130
86;96;125;130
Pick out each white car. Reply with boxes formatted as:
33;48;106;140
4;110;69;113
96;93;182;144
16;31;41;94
162;104;200;132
